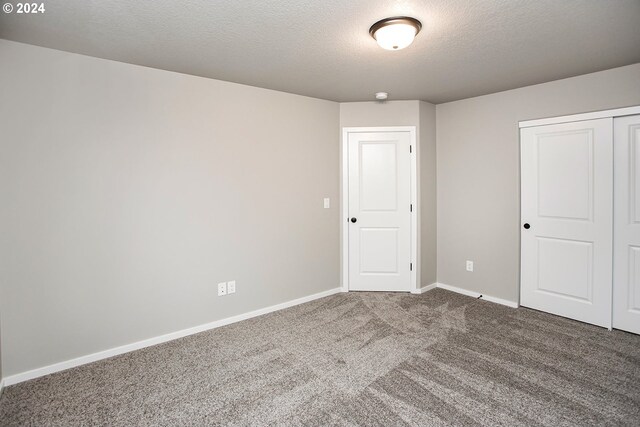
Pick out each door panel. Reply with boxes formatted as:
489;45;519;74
360;228;399;273
348;131;411;292
537;130;592;220
521;118;612;328
537;237;593;302
360;143;398;211
613;115;640;334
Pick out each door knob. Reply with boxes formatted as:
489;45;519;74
350;217;357;223
523;223;530;230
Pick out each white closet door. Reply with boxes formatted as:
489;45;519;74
520;118;613;328
613;114;640;334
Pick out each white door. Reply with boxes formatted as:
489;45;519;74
613;114;640;334
347;130;412;292
520;118;613;328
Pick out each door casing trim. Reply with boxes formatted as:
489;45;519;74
519;105;640;128
341;126;419;293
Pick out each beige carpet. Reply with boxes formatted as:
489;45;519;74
1;289;639;426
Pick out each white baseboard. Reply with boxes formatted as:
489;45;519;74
411;282;437;294
435;282;480;298
3;287;342;387
0;378;4;396
435;282;519;308
480;294;519;308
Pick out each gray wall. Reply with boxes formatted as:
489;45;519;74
0;40;340;377
0;316;2;383
436;63;640;303
340;101;420;128
419;102;437;286
339;101;437;287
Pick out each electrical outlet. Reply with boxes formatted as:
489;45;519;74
217;282;227;296
466;260;474;272
324;198;330;209
227;280;236;294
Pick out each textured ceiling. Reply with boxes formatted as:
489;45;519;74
1;0;639;103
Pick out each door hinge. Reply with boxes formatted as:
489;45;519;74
410;263;413;271
409;145;412;153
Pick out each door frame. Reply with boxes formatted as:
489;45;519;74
341;126;419;293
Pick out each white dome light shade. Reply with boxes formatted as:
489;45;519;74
369;17;422;51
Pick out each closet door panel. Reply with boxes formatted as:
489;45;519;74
521;118;613;328
613;114;640;334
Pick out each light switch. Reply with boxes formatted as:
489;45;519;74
324;198;330;209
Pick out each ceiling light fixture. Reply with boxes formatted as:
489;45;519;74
369;16;422;51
